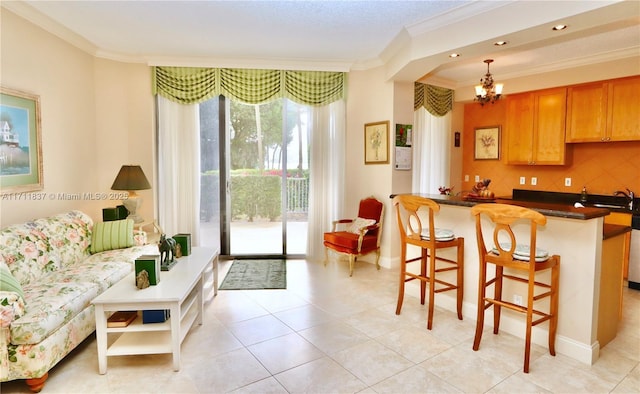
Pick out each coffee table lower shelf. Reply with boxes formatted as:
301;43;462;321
106;302;199;357
108;331;172;356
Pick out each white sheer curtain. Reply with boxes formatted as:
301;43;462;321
157;95;201;245
306;99;346;261
412;107;452;193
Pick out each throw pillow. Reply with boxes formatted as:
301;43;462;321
347;217;376;234
0;261;24;300
90;219;134;254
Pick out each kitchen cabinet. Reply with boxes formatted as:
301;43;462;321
505;87;567;165
566;76;640;143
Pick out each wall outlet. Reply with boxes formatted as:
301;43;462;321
513;294;523;306
531;177;537;186
475;175;480;182
519;176;526;185
464;175;469;182
565;177;572;187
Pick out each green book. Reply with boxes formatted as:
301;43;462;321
135;254;161;286
173;233;191;256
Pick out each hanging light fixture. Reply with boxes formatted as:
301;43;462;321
474;59;503;105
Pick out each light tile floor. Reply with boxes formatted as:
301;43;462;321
2;258;639;393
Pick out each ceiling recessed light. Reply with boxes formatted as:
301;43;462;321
494;41;508;46
552;24;568;31
449;53;460;58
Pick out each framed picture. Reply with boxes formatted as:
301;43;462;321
364;121;389;165
0;87;43;194
474;126;500;160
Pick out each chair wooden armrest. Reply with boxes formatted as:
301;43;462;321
332;219;354;231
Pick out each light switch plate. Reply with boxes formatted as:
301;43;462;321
565;177;572;187
531;177;538;186
475;175;480;182
464;175;469;182
520;177;526;185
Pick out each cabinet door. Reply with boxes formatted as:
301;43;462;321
607;76;640;141
566;82;607;142
505;92;534;165
533;88;567;165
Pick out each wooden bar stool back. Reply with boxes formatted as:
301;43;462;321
471;203;560;373
392;195;464;330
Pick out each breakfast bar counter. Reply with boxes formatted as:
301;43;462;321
391;193;619;365
415;194;611;220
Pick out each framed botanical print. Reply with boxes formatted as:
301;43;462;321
364;121;389;165
0;87;43;194
474;126;500;160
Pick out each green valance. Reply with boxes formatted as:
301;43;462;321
153;66;346;106
414;83;453;116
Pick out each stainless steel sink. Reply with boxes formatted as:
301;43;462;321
592;203;626;209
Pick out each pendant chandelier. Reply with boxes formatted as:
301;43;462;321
474;59;503;105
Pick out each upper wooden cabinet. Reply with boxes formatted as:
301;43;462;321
566;76;640;143
505;87;567;165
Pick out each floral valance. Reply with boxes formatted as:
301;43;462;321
152;66;346;106
414;83;454;116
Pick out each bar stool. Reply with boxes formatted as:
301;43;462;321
470;203;560;373
392;195;464;330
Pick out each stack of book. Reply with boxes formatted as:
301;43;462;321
106;311;137;327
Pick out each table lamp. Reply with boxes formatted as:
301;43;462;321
111;165;151;223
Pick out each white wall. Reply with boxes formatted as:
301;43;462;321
390;81;413;196
93;59;155;226
1;9;96;225
345;68;424;269
0;10;154;227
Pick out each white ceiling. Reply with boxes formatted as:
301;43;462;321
4;0;640;87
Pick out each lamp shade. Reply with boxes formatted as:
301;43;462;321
111;165;151;191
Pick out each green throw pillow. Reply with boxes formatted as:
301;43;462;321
0;261;24;300
90;219;134;254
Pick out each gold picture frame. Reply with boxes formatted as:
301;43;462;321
474;126;500;160
364;121;389;164
0;87;43;194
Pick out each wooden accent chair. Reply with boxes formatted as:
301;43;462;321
392;195;464;330
323;196;384;276
471;203;560;373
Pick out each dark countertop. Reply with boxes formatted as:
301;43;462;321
391;193;632;241
511;189;639;215
390;193;610;220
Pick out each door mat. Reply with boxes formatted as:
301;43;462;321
219;259;286;290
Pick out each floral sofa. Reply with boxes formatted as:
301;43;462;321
0;210;158;392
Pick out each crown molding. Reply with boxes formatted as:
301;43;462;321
144;56;352;72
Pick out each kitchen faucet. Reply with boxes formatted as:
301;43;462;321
613;188;635;211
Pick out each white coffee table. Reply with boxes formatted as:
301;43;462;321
92;247;218;374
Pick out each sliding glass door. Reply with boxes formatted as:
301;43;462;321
198;96;309;257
